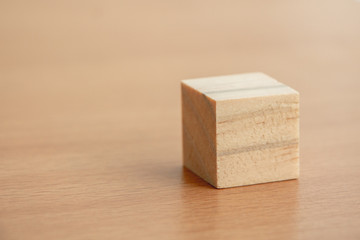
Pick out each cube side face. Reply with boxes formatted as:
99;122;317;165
181;83;217;187
216;93;299;188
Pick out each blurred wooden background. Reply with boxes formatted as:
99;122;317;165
1;0;360;239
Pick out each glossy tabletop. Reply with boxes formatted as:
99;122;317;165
1;1;360;239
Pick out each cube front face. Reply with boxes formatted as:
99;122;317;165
216;94;299;188
182;73;299;188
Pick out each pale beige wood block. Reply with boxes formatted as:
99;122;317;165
181;72;299;188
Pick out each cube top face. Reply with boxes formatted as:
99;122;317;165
181;72;298;101
181;72;299;188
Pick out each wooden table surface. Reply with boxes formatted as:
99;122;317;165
1;1;360;239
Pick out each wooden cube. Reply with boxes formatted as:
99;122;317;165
181;73;299;188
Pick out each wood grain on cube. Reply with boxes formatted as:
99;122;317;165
182;73;299;188
181;83;217;186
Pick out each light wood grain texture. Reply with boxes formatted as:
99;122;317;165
1;0;360;239
182;73;299;188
